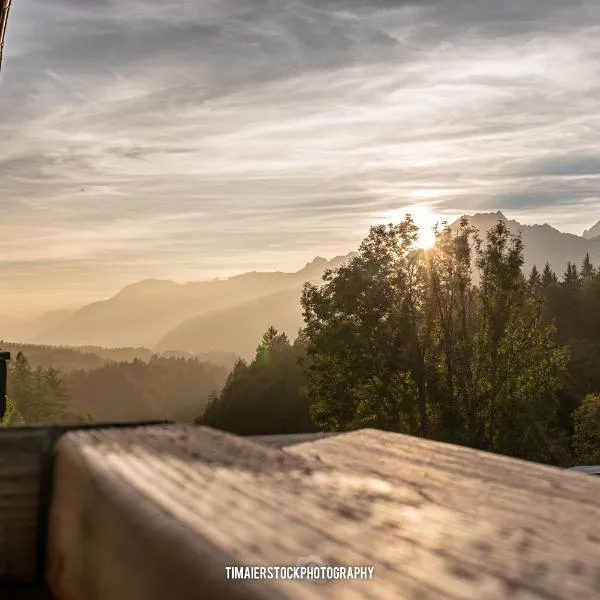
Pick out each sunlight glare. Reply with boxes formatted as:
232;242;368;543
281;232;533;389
377;203;449;249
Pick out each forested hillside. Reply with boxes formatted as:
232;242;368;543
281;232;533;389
2;352;228;424
2;217;599;466
0;342;237;373
199;328;315;435
65;357;228;422
199;217;600;466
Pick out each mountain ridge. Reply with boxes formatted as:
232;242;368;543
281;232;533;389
582;220;600;240
5;212;600;356
32;253;355;350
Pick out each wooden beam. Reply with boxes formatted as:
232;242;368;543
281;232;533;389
285;428;600;527
0;428;48;582
46;425;600;599
0;421;170;587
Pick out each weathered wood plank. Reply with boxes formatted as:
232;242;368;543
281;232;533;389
0;421;169;587
0;428;48;582
286;429;600;528
46;424;600;600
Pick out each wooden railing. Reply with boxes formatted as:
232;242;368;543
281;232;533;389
1;423;599;599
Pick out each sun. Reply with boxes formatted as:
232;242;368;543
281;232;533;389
377;204;442;249
413;211;437;249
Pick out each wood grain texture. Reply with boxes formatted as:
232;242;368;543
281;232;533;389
0;428;48;581
287;429;600;598
46;425;600;600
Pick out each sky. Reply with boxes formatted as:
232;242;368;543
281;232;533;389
1;0;600;316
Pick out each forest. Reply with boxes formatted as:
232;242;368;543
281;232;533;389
2;353;229;424
2;217;599;466
199;218;600;466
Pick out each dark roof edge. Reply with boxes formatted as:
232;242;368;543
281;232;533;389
0;0;13;72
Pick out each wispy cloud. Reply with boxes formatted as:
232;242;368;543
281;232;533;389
1;0;600;313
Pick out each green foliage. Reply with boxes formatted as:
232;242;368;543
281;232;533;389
572;394;600;464
4;217;600;467
301;217;428;433
300;216;570;464
541;262;558;287
0;396;24;425
581;253;595;281
1;350;228;424
66;356;228;422
198;329;315;435
468;222;569;461
0;342;237;375
527;265;541;292
8;352;72;423
562;262;580;287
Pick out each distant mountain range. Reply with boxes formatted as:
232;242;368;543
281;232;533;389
2;212;600;359
458;212;600;275
9;254;353;358
582;219;600;240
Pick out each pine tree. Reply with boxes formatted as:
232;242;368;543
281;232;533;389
572;394;600;464
541;262;558;287
528;265;541;291
581;253;595;281
197;328;314;435
8;352;72;423
562;262;580;286
10;352;33;421
43;367;71;422
255;326;289;364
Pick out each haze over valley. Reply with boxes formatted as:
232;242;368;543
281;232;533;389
1;212;600;359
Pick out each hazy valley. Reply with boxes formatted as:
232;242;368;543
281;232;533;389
1;211;600;469
3;211;600;359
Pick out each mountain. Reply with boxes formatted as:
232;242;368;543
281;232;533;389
0;315;28;341
25;212;600;357
157;286;304;359
157;254;355;358
582;220;600;240
35;254;354;350
454;212;600;275
0;309;74;344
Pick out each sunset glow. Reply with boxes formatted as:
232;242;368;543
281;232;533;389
376;204;459;249
1;0;600;315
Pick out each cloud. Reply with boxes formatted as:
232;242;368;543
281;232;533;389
1;0;600;313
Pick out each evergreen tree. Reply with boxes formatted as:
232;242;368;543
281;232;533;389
528;265;541;291
541;262;558;287
562;262;580;286
198;328;315;435
11;352;33;412
255;327;289;364
581;253;595;281
9;352;73;423
572;394;600;464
